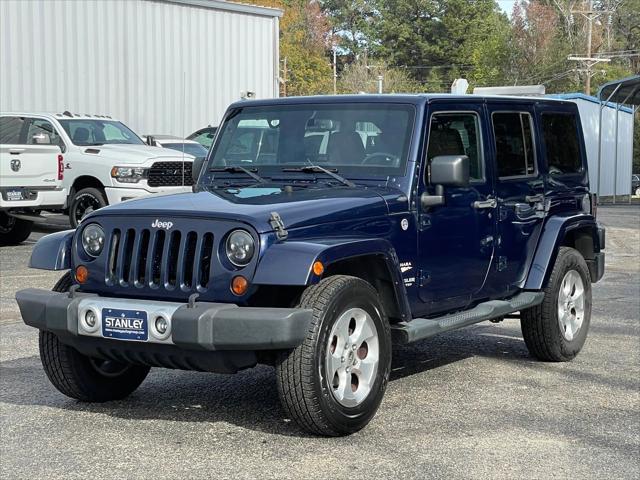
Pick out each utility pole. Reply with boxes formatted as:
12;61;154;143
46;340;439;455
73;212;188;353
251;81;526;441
282;57;287;97
568;0;611;95
333;47;337;95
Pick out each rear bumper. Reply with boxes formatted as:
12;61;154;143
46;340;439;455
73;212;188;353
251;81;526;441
16;288;312;373
0;187;66;209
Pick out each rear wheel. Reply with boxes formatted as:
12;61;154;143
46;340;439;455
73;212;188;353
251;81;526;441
39;272;150;402
276;275;392;436
0;212;33;246
521;247;592;361
69;187;107;228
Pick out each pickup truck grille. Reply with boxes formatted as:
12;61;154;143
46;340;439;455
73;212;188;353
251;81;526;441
147;161;193;187
105;227;214;292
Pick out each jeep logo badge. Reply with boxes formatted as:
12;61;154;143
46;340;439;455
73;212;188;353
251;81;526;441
151;219;173;230
10;159;21;172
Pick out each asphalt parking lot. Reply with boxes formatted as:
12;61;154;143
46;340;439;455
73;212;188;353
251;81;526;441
1;206;638;479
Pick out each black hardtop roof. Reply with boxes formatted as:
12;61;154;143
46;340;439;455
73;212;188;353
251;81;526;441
229;94;578;109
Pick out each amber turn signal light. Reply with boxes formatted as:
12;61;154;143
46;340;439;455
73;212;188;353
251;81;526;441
75;265;89;284
231;275;249;296
312;261;324;276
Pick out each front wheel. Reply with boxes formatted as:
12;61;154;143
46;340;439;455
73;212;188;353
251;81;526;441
276;275;392;436
0;212;33;246
39;272;150;402
521;247;592;361
69;187;107;228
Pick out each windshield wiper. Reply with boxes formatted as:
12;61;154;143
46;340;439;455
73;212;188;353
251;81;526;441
281;165;355;188
209;166;266;183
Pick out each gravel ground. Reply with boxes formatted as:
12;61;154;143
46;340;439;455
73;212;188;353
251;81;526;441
0;207;638;479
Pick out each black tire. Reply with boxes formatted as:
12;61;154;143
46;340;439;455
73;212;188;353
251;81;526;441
521;247;592;362
69;187;107;228
0;212;33;246
39;271;150;402
276;275;392;436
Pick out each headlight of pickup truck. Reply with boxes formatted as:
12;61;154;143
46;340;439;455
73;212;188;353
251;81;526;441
225;230;255;267
110;166;147;183
81;223;105;257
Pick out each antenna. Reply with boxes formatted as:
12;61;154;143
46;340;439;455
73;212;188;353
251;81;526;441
182;71;186;187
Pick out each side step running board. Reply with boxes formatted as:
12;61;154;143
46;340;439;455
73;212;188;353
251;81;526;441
391;291;544;345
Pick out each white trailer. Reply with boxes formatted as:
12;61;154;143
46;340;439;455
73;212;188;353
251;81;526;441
554;93;635;199
0;0;281;136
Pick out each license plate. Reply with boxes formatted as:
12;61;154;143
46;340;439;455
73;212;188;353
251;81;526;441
6;189;25;201
102;308;148;341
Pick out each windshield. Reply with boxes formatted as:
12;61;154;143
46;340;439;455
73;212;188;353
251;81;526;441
162;142;208;159
58;119;144;146
206;103;415;179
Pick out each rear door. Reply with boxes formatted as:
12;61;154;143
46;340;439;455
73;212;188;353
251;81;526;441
0;116;64;196
484;104;546;297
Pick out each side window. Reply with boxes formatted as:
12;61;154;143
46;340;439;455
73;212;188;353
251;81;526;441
542;113;582;175
427;112;484;181
0;116;26;144
26;119;65;151
492;112;536;178
194;132;215;148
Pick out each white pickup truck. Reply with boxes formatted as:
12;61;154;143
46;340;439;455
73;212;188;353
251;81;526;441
0;113;194;244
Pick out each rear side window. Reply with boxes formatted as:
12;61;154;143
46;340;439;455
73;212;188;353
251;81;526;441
26;119;65;151
492;112;536;178
427;112;484;181
542;113;582;175
0;116;26;144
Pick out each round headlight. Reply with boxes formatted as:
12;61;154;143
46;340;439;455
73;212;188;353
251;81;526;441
81;223;105;257
225;230;255;267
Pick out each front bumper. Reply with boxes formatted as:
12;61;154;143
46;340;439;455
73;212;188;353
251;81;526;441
16;288;312;373
104;185;191;204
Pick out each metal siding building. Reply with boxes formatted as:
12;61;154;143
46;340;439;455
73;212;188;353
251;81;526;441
0;0;281;135
554;94;634;198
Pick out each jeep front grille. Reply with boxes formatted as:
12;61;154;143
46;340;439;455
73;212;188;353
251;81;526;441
106;228;214;292
147;161;193;187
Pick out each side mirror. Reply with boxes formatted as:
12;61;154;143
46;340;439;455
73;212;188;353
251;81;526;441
421;155;470;209
32;132;51;144
431;155;470;187
192;156;205;184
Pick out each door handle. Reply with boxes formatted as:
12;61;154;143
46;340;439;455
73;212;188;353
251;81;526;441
9;148;25;155
473;198;497;209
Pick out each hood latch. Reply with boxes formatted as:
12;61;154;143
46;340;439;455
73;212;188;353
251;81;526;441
269;211;288;241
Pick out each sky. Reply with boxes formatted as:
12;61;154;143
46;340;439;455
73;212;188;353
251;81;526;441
498;0;515;16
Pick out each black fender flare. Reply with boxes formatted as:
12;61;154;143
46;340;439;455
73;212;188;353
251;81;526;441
29;230;74;270
524;213;603;290
253;237;411;320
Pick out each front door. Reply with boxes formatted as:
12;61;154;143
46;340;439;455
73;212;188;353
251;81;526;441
417;106;496;316
484;105;546;297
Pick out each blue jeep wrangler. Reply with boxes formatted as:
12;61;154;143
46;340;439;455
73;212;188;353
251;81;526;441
17;95;605;436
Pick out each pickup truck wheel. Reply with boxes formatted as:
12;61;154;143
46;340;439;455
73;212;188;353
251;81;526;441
0;212;33;246
521;247;592;362
276;275;391;436
69;187;107;228
38;272;150;402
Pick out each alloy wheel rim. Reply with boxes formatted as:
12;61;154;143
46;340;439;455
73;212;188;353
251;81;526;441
325;307;379;407
557;269;585;341
0;213;16;234
75;195;101;224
